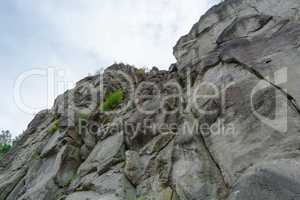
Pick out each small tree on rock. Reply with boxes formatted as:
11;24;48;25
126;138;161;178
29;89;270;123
0;130;12;159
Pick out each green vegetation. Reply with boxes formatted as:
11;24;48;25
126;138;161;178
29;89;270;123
32;150;41;160
136;68;146;77
48;119;60;134
78;112;90;120
101;115;113;124
100;89;125;112
0;144;11;159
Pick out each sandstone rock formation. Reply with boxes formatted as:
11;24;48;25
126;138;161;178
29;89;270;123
1;0;300;199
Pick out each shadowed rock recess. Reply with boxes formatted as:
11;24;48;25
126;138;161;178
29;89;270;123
1;0;300;199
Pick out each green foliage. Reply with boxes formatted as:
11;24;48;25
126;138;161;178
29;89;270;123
100;89;124;112
136;68;146;77
48;119;60;135
32;150;41;160
0;144;11;159
101;115;112;124
78;112;90;120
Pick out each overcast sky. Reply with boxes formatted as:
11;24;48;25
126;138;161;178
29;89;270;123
0;0;220;137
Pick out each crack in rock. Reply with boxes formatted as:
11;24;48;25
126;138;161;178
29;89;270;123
222;57;300;115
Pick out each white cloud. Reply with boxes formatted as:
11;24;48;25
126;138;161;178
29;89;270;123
17;0;215;68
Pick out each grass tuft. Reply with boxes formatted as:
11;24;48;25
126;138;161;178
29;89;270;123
0;144;11;159
136;68;146;77
100;89;124;112
48;119;60;134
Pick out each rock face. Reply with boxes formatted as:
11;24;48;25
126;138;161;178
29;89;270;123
1;0;300;199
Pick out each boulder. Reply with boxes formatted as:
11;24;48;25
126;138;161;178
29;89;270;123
77;132;125;176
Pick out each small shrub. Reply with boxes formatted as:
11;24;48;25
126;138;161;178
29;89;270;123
0;144;11;159
32;150;41;160
136;68;146;77
48;119;60;134
78;112;90;120
100;89;124;112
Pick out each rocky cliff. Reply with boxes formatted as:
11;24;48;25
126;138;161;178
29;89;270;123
1;0;300;199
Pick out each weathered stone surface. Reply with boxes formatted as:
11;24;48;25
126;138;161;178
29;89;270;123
68;165;136;200
5;176;26;200
124;150;143;186
16;144;80;200
171;1;300;198
140;132;175;155
80;129;96;150
89;168;136;199
174;0;300;69
2;0;300;199
65;191;103;200
228;160;300;200
40;131;65;157
80;144;91;161
27;110;52;133
216;14;273;44
0;169;27;200
78;132;125;176
172;135;228;200
137;176;178;200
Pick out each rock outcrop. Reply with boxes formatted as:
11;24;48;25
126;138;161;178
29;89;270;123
1;0;300;199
